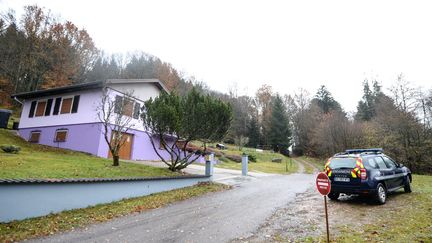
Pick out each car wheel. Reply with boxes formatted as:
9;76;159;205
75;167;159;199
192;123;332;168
375;183;387;205
328;192;340;200
404;176;412;193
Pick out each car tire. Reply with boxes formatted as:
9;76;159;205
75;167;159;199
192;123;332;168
375;183;387;204
328;192;340;200
404;176;412;193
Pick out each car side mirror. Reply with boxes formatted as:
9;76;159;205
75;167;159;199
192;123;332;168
399;163;404;168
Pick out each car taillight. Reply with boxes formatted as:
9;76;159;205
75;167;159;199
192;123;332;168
360;168;367;180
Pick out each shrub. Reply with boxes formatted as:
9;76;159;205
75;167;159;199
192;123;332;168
1;144;21;154
248;154;257;162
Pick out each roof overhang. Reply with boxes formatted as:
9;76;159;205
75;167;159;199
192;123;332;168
11;79;168;100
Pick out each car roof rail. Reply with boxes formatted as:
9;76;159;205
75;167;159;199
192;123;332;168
345;148;383;154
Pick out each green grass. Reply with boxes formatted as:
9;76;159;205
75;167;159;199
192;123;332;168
207;143;298;174
302;156;326;170
0;182;230;242
318;174;432;242
0;129;178;178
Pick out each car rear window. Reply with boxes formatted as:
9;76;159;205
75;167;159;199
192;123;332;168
329;158;357;169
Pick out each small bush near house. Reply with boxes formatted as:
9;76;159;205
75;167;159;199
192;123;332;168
1;144;21;153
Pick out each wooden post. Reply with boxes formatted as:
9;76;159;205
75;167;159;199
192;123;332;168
324;195;330;243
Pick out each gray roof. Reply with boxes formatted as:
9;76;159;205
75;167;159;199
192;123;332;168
11;79;168;99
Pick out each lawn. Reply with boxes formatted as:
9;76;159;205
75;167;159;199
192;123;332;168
0;182;230;242
206;143;298;174
313;174;432;242
0;129;178;178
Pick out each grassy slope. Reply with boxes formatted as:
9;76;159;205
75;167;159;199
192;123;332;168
208;143;298;174
0;182;230;242
335;175;432;242
0;129;178;178
312;174;432;242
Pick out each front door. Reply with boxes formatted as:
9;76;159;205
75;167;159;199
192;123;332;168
108;132;133;160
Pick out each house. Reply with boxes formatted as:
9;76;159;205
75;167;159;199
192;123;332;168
11;79;174;161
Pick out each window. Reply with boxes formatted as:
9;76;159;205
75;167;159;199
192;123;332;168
114;95;140;119
329;158;356;169
56;95;80;115
159;139;166;150
133;102;140;119
35;101;47;117
383;157;397;169
44;99;53;116
375;157;388;169
60;97;73;114
29;101;37;118
29;131;41;143
366;157;379;169
55;129;68;142
123;98;134;117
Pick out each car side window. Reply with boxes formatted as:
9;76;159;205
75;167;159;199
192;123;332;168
366;157;378;169
374;157;388;169
383;157;396;169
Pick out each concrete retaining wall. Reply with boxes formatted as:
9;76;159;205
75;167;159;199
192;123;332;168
0;175;210;222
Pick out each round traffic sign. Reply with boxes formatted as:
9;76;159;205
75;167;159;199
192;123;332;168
316;172;331;196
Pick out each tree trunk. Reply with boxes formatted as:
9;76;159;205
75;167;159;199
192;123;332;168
113;155;120;166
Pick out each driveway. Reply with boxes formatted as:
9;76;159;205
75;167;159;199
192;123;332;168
31;168;315;243
129;160;275;185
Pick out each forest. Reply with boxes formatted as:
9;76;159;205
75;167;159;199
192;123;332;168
1;5;431;173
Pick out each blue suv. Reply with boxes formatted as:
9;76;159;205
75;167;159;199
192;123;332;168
324;148;412;204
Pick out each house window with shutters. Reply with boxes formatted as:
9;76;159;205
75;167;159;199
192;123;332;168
60;97;73;114
28;99;53;117
29;131;41;143
52;95;80;115
35;101;47;117
54;129;68;142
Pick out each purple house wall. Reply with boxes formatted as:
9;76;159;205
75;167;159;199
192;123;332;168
12;80;203;162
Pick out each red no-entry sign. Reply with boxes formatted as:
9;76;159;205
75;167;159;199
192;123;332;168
316;172;331;196
316;172;331;243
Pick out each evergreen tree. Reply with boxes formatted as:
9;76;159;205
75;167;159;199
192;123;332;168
142;88;232;171
312;85;342;113
355;80;382;121
247;114;261;148
269;94;291;153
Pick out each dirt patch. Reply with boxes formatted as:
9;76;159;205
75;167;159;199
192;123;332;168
234;188;412;242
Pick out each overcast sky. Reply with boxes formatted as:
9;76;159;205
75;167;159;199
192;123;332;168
2;0;432;112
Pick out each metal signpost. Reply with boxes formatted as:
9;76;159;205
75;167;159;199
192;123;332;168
316;172;331;243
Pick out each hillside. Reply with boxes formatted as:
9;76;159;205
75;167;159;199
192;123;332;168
0;129;178;179
205;143;299;174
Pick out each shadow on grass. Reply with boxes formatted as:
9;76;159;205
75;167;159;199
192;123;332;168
332;190;407;206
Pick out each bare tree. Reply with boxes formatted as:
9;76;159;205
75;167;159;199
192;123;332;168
390;73;418;113
234;135;249;151
97;87;137;166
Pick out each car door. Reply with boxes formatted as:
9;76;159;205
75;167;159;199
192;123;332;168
383;156;404;188
374;157;394;188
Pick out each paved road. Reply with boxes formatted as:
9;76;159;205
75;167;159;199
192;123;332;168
128;160;276;185
32;172;315;243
